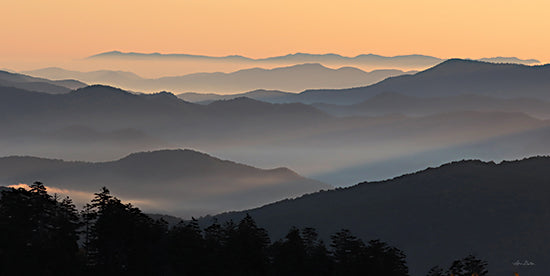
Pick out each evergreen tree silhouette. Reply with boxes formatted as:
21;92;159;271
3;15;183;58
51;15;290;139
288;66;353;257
426;265;446;276
330;229;367;275
203;219;227;274
364;239;409;276
448;254;488;276
0;184;421;276
233;214;271;275
301;227;332;275
86;187;165;275
271;227;307;275
165;218;206;275
0;182;81;275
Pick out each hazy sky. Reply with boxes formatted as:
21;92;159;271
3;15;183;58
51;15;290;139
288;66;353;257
2;0;549;66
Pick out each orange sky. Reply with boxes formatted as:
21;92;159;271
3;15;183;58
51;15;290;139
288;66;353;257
2;0;549;68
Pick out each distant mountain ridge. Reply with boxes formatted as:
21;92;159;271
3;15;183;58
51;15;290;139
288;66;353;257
23;64;416;93
88;51;541;66
0;70;87;94
0;149;330;217
177;89;295;104
245;59;550;104
479;56;540;64
206;156;550;276
169;59;550;105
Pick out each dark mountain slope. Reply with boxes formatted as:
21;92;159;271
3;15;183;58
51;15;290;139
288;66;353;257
313;92;550;119
290;59;550;104
208;157;550;276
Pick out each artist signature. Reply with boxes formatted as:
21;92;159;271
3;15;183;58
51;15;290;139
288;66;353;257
512;260;535;266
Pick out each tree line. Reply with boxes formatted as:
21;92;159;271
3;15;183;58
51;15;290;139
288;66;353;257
0;182;487;276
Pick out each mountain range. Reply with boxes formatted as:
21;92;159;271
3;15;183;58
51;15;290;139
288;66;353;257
19;59;550;106
313;92;550;119
206;157;550;276
0;149;329;217
0;84;329;162
22;64;416;93
170;59;550;106
89;51;540;68
179;90;550;120
0;70;86;94
191;59;550;105
2;83;550;185
3;51;549;276
0;85;326;135
177;89;295;103
293;59;550;104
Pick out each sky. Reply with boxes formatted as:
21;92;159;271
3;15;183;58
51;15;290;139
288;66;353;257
2;0;549;69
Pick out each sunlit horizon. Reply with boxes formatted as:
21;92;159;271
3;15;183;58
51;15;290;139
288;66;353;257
3;0;550;70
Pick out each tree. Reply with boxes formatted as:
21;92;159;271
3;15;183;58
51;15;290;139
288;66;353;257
330;230;409;276
301;227;332;275
231;214;271;275
85;187;165;275
0;182;81;275
271;226;332;275
330;229;367;275
165;218;206;275
426;266;446;276
271;227;307;275
364;239;409;276
448;254;488;276
203;219;226;274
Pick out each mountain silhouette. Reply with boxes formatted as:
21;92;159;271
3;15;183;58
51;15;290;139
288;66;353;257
258;59;550;104
313;92;550;119
177;89;295;104
3;84;550;186
478;56;540;64
23;67;143;87
0;149;330;216
0;84;326;126
0;70;86;94
0;84;327;154
88;50;254;62
88;51;540;68
207;157;550;276
23;64;416;93
0;84;330;161
88;51;443;67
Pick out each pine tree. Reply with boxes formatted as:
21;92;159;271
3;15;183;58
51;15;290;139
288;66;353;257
0;182;81;275
330;229;367;275
448;254;488;276
166;218;206;275
426;265;446;276
85;187;164;275
271;227;307;275
364;239;409;276
233;214;271;275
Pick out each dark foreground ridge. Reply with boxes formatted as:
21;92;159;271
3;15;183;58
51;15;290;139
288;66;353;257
0;183;489;276
206;156;550;276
